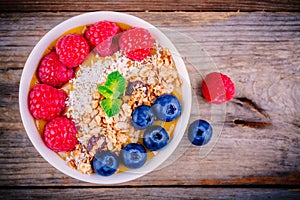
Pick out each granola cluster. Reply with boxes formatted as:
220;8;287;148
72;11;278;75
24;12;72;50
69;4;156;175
66;144;93;174
65;42;182;174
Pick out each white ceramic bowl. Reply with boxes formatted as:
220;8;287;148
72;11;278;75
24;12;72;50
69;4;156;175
19;11;191;184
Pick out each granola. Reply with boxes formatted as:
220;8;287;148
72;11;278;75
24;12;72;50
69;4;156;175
64;42;182;174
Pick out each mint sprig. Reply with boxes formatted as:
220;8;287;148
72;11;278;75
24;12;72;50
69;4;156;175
97;71;126;117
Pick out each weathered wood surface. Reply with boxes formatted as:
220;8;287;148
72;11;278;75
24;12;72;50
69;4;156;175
0;188;300;199
0;10;299;199
1;0;300;12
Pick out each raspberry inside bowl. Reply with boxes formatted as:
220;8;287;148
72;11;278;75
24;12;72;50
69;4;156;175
19;11;191;184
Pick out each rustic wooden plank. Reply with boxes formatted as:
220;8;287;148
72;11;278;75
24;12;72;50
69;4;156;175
0;0;300;12
1;188;300;199
1;12;299;70
1;129;299;186
0;12;299;186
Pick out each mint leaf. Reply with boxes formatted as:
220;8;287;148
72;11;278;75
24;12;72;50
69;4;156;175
97;85;113;99
100;98;122;118
97;71;126;117
105;71;126;99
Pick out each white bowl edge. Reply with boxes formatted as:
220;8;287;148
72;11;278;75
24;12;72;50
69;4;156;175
19;11;192;184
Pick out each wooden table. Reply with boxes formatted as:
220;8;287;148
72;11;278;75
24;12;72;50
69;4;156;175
1;1;300;199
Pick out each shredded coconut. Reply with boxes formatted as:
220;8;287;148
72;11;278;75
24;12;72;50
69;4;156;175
65;41;183;174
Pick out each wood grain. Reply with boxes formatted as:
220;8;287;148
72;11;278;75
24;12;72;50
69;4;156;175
1;188;300;199
0;12;299;188
0;0;300;12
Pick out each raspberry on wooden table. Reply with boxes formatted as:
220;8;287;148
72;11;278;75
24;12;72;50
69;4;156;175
84;21;121;56
38;51;74;88
43;117;78;152
201;72;235;104
56;34;90;68
29;84;67;120
119;27;153;61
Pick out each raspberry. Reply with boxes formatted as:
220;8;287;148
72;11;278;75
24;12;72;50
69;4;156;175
202;72;235;104
56;34;90;68
37;51;74;88
119;27;153;61
84;21;121;56
43;117;78;152
29;84;67;120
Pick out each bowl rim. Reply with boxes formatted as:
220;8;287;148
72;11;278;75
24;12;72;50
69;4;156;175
19;11;192;184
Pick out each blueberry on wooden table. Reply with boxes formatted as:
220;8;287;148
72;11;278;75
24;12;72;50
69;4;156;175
188;120;212;146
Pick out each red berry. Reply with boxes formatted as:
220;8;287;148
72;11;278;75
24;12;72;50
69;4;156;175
44;117;78;152
202;72;235;104
56;34;90;68
119;27;153;61
29;84;67;120
84;21;121;56
38;51;74;88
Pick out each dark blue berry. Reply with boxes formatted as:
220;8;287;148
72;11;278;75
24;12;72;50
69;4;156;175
120;143;147;169
93;150;119;176
152;94;181;122
131;105;154;129
188;119;212;146
143;125;169;151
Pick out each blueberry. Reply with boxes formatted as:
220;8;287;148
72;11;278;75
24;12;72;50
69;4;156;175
188;120;212;146
152;94;181;122
131;105;155;129
120;143;147;169
93;150;119;176
143;125;169;151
